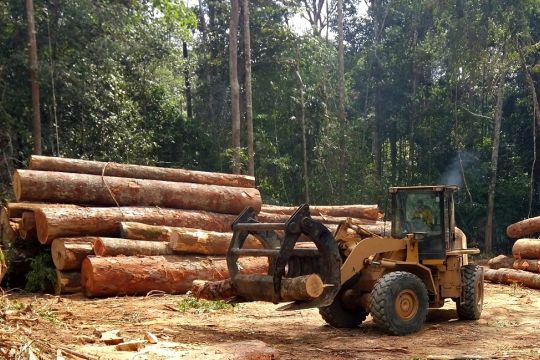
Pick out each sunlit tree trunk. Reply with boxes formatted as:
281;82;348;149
183;41;193;121
242;0;254;177
296;69;309;203
229;0;241;174
25;0;42;155
337;0;345;199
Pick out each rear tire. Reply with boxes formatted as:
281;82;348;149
457;264;484;320
370;271;429;335
319;290;367;328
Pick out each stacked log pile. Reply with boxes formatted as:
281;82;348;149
485;220;540;289
0;155;383;298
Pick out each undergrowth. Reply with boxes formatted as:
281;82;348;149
177;297;235;313
25;253;56;293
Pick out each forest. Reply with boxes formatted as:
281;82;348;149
1;0;539;253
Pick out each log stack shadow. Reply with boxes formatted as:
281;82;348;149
0;156;383;297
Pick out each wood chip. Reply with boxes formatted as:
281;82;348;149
115;340;146;351
100;330;123;345
144;332;158;344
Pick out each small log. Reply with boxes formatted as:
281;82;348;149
169;227;261;255
55;270;82;294
257;212;378;225
93;238;172;256
81;255;268;297
1;207;19;245
262;204;380;220
34;207;237;244
51;238;96;271
512;238;540;259
488;255;514;270
7;202;79;218
19;211;37;240
507;217;540;239
191;274;324;302
29;155;255;188
13;170;261;215
120;222;171;242
115;340;146;351
484;268;540;289
513;259;540;273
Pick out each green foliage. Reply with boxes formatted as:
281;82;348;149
177;297;235;313
25;253;56;293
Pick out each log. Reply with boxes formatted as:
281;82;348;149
484;268;540;289
93;238;172;256
191;274;324;302
488;255;514;269
51;238;96;271
120;222;171;242
34;207;237;245
257;211;378;225
261;204;380;221
507;217;540;239
81;255;268;297
7;202;79;218
19;211;37;240
13;170;261;214
169;227;262;255
512;238;540;259
28;155;255;188
1;207;19;245
513;259;540;273
55;270;82;294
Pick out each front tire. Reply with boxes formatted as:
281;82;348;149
457;264;484;320
370;271;429;335
319;289;367;328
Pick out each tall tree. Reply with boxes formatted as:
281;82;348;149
337;0;345;199
242;0;254;176
229;0;241;174
25;0;42;155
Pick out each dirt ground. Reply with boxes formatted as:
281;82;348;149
1;282;540;360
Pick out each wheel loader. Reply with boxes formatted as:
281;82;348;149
227;185;484;335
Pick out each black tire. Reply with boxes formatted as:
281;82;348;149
457;264;484;320
370;271;429;335
319;290;367;328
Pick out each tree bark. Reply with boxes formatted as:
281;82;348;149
13;170;261;215
261;204;380;220
242;0;254;177
169;227;261;255
51;237;96;271
20;211;37;240
484;75;505;252
507;217;540;239
191;273;323;302
55;270;81;294
81;255;268;297
25;0;41;155
120;222;172;242
484;268;540;290
512;238;540;260
487;254;514;269
34;206;238;244
229;0;241;174
28;156;255;188
513;259;540;273
93;238;172;257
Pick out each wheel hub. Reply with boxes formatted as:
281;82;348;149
395;289;419;320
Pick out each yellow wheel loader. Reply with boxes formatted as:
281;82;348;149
227;185;483;335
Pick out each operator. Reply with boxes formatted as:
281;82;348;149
412;200;434;226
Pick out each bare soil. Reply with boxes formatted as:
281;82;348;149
2;282;540;360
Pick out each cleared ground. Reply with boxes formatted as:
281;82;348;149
1;282;540;359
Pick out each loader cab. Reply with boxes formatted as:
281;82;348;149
389;185;458;260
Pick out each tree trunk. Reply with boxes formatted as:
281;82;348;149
261;204;380;220
513;259;540;273
512;238;540;260
242;0;254;177
34;206;237;244
81;255;268;297
182;41;193;121
484;268;540;290
484;76;505;252
28;156;255;188
337;0;346;200
19;211;37;240
25;0;41;155
487;254;514;269
507;217;540;239
55;270;81;294
13;170;261;215
191;273;323;302
51;237;96;271
120;222;172;242
229;0;241;174
169;227;261;255
93;238;172;257
295;69;309;203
